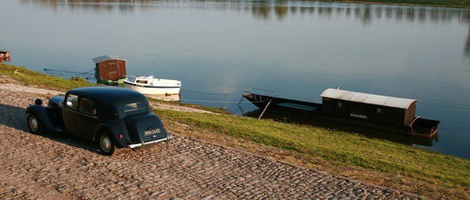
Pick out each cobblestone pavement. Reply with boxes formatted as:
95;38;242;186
0;89;423;199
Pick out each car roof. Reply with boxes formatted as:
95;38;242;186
67;86;147;105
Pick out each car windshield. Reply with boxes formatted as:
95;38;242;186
122;101;147;115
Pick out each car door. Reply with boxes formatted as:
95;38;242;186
76;97;99;140
62;93;79;135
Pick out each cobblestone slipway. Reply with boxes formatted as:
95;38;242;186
0;83;423;199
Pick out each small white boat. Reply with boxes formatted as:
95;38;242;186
124;75;181;95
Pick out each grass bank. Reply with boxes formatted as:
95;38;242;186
2;63;469;199
0;64;93;91
159;110;469;199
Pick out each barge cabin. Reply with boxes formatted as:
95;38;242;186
93;55;126;85
320;88;416;126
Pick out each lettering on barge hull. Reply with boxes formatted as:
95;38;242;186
350;113;368;119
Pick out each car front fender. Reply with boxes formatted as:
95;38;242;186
26;105;61;133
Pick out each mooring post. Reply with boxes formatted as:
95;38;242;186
258;98;273;120
409;116;420;134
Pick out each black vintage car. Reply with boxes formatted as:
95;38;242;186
26;86;172;155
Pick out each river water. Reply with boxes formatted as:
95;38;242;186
1;0;470;159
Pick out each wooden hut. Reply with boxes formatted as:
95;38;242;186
320;88;417;126
93;55;126;84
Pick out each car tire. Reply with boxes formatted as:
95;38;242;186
27;114;43;134
99;134;116;156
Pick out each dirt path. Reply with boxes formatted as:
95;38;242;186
0;79;423;199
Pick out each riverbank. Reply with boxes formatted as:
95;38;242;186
0;83;426;199
1;63;469;199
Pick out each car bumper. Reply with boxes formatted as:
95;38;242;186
128;135;174;148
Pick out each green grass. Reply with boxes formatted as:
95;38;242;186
0;63;94;91
158;109;470;199
2;63;469;199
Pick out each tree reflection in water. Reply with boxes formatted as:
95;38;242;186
22;0;470;58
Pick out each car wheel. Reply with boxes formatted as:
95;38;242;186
27;114;43;134
99;134;116;156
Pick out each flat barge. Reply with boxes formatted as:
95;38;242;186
243;88;440;138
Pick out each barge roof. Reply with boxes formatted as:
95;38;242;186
320;88;417;109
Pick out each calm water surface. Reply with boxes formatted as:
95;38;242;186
2;0;470;159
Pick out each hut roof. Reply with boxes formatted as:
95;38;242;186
320;88;417;109
92;55;125;64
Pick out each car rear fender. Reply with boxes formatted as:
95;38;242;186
26;105;60;133
94;123;129;148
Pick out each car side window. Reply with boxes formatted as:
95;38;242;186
78;97;96;116
65;94;79;110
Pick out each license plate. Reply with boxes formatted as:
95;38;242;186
144;128;161;136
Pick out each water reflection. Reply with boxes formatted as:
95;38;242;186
21;0;470;24
146;94;181;102
466;26;470;56
21;0;470;58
